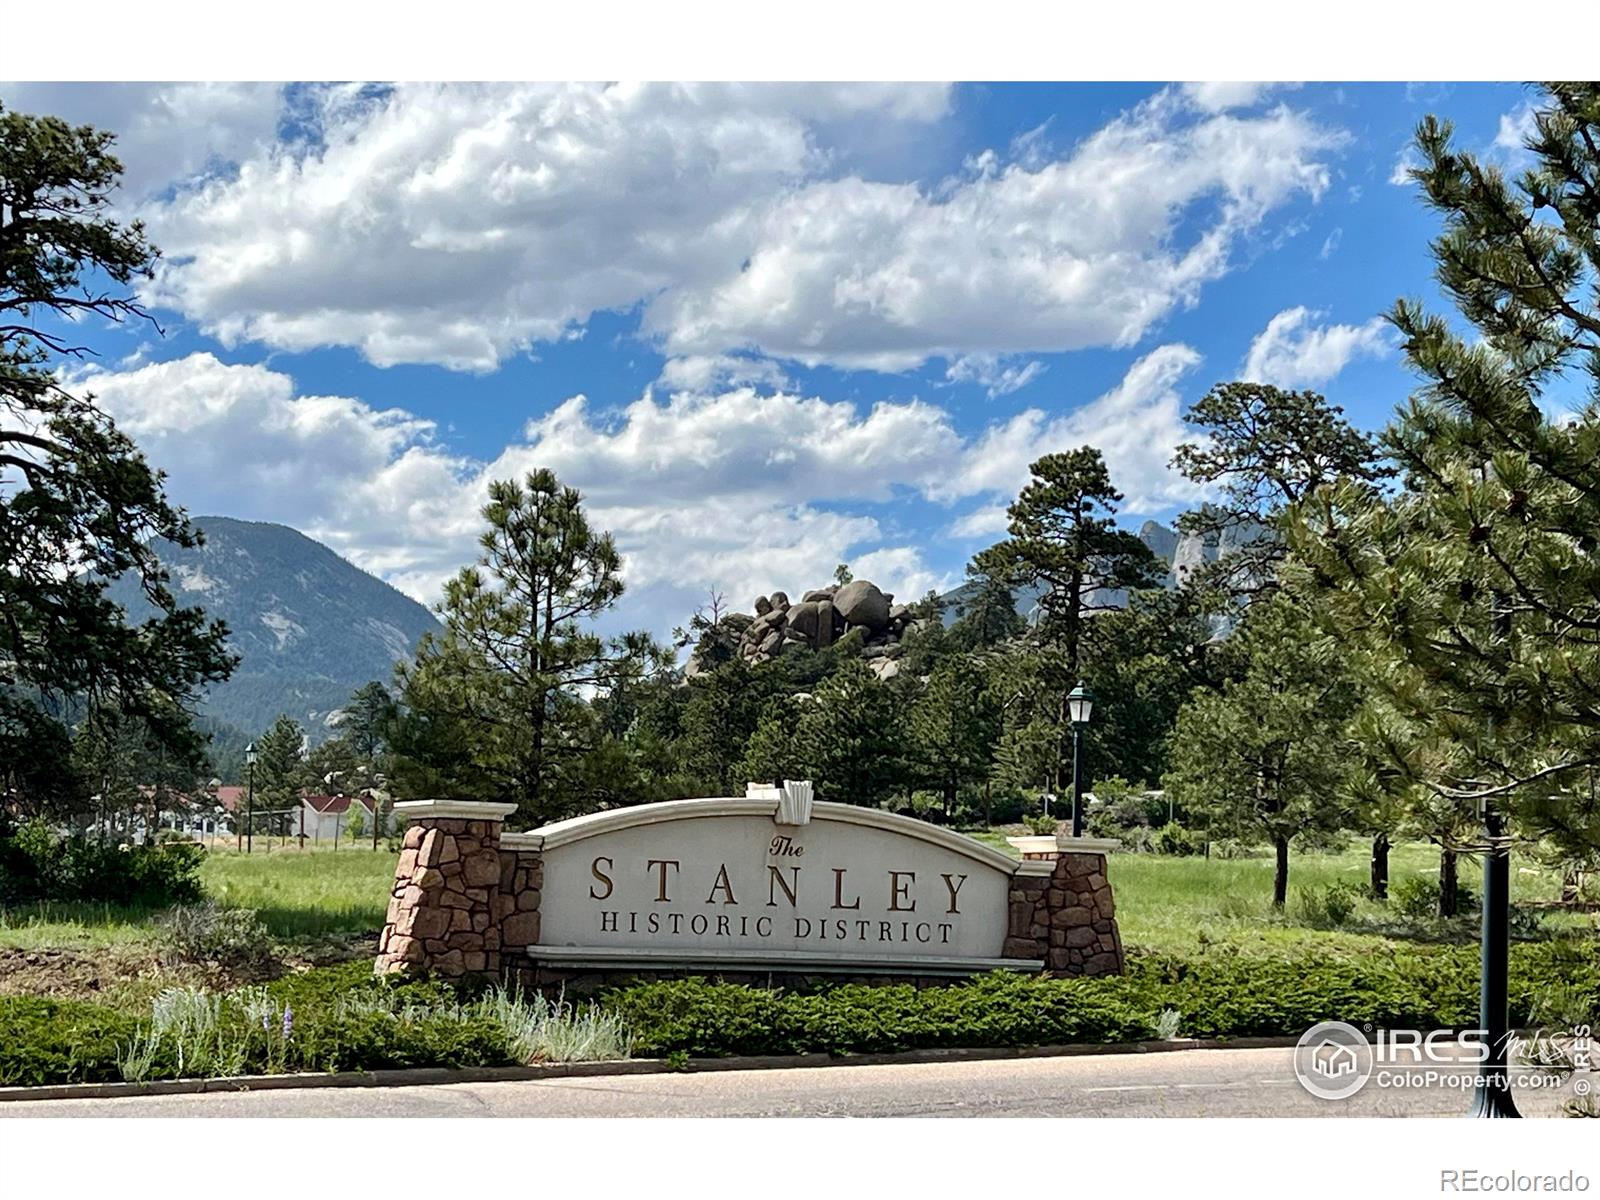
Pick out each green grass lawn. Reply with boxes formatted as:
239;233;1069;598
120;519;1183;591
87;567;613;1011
1;831;1588;956
965;827;1581;952
0;844;395;950
200;845;395;937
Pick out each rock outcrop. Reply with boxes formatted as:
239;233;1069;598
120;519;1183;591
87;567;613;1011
715;579;918;679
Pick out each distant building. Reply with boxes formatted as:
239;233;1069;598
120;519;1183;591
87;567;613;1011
296;792;378;843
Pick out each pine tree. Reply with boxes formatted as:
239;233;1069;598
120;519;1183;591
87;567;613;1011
396;471;666;823
946;562;1025;653
1080;585;1239;788
677;661;771;794
791;660;904;807
253;715;306;837
340;681;395;763
0;105;235;815
736;696;804;786
1290;83;1600;865
975;448;1161;797
907;656;1000;819
1164;593;1358;907
1172;382;1389;600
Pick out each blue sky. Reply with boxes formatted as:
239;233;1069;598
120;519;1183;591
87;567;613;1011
1;81;1542;639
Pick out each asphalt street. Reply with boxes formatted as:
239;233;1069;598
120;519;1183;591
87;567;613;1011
0;1046;1581;1117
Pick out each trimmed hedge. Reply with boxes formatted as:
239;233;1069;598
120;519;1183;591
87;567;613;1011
604;940;1600;1058
1;941;1595;1086
0;998;140;1086
0;962;517;1087
605;972;1159;1057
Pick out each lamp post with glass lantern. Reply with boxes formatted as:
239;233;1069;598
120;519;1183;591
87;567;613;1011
244;742;257;855
1066;682;1094;838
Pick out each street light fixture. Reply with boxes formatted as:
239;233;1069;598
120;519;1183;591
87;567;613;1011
1067;682;1094;838
244;742;257;855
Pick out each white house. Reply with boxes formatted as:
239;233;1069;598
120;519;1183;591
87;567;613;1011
296;792;378;844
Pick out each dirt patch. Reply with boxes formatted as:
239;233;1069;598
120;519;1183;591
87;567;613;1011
282;932;378;971
0;933;378;1004
0;944;176;1002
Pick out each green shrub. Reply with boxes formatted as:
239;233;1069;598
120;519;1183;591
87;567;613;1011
157;904;280;977
0;998;140;1086
606;941;1600;1058
3;938;1597;1086
1153;822;1204;857
0;818;204;907
1295;882;1360;928
1023;814;1059;836
1391;874;1479;921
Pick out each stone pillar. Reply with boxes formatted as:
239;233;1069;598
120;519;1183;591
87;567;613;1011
375;800;517;980
496;841;544;959
1003;836;1124;977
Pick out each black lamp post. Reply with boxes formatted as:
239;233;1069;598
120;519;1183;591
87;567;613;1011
1467;793;1521;1118
1066;682;1094;838
244;742;257;856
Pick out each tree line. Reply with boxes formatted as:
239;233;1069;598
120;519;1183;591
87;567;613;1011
5;84;1600;916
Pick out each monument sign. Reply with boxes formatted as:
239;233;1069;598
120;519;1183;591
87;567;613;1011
375;783;1125;984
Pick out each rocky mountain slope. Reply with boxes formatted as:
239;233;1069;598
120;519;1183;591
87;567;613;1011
939;510;1262;624
104;517;439;737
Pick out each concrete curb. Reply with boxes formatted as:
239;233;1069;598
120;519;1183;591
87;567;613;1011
0;1036;1302;1105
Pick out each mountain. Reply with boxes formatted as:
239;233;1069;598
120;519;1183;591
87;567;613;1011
105;517;440;738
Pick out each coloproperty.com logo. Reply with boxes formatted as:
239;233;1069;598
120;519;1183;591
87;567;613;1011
1292;1021;1596;1101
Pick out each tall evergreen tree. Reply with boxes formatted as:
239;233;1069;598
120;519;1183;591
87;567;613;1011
340;681;396;764
0;105;235;815
1165;594;1358;907
253;714;306;837
1290;83;1600;866
907;656;1000;819
396;471;666;823
791;660;904;807
1172;382;1389;600
975;448;1161;797
946;562;1025;653
1080;585;1240;787
736;696;804;786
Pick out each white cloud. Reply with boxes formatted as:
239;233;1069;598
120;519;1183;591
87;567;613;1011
1389;147;1423;186
949;504;1011;539
135;84;1339;375
944;355;1046;398
1492;99;1539;169
79;346;1204;632
944;344;1206;515
1181;82;1281;112
656;355;790;393
76;352;476;590
140;82;950;372
1241;307;1390;388
0;82;282;200
653;92;1341;372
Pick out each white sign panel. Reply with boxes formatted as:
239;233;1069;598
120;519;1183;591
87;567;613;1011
526;798;1022;971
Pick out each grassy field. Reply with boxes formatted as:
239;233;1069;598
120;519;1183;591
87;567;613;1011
0;845;395;951
968;827;1581;951
200;845;395;936
2;829;1588;957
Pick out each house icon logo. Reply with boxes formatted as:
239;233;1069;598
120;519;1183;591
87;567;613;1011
1293;1021;1374;1100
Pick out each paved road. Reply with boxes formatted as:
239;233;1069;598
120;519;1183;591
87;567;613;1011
0;1046;1579;1117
